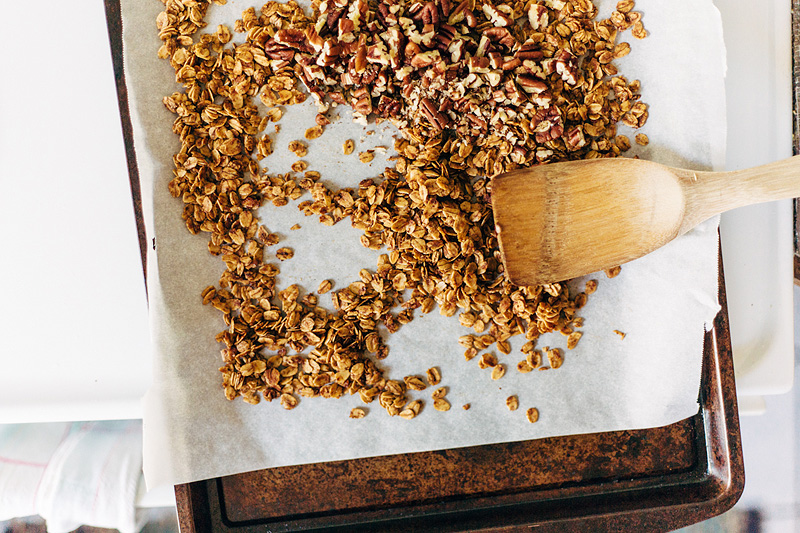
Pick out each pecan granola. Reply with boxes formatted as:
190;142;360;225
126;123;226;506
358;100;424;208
157;0;649;417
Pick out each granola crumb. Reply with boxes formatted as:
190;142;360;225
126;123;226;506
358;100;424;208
349;407;367;419
491;364;506;380
585;280;598;294
506;395;519;411
318;279;333;294
567;331;583;350
288;140;308;157
276;247;294;260
526;407;540;423
614;330;627;339
290;160;308;172
433;398;451;411
358;150;374;164
305;125;324;140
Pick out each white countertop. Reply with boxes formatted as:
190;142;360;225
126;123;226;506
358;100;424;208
716;0;795;411
0;1;152;423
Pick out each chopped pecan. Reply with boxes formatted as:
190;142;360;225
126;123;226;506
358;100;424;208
554;49;578;85
274;29;315;53
482;2;513;27
263;40;294;61
412;1;440;25
528;4;549;30
531;106;563;143
482;27;516;50
565;125;587;150
377;95;402;117
448;0;477;27
420;97;450;130
351;87;373;115
516;73;547;93
467;56;490;73
516;39;544;60
410;49;441;68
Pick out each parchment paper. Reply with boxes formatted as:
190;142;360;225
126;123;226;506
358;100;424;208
124;0;728;489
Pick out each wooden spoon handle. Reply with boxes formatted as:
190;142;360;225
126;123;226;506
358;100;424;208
679;155;800;233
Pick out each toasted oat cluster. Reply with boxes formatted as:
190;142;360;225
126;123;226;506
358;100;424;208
157;0;647;417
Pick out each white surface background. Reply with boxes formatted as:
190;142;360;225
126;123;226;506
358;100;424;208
0;2;152;422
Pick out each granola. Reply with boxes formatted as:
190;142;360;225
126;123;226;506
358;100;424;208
157;0;648;418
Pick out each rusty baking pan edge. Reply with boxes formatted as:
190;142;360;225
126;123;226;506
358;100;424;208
173;259;742;533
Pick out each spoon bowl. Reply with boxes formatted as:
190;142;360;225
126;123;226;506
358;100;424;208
491;156;800;285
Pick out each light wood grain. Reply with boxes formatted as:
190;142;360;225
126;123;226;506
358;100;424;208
491;156;800;285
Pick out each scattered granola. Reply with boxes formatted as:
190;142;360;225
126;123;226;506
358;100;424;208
506;395;519;411
399;399;423;419
342;139;355;155
479;352;498;369
567;331;582;350
290;160;308;172
276;247;294;260
404;375;427;391
526;407;540;423
547;348;564;369
358;151;375;164
305;125;324;140
317;279;333;294
350;407;367;418
635;133;650;146
281;393;299;410
156;0;648;419
585;280;599;294
434;398;451;411
491;364;506;380
288;140;308;157
614;330;627;339
426;367;442;386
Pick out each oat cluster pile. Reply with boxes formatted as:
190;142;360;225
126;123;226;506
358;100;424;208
156;0;648;418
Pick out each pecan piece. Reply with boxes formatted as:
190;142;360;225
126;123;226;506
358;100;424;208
564;125;586;150
274;29;315;53
420;97;450;130
516;73;547;93
530;106;563;143
528;4;549;30
482;2;513;27
410;49;441;68
263;40;294;61
554;49;578;85
377;95;402;118
482;27;516;50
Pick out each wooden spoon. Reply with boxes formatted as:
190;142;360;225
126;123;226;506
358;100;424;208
491;156;800;286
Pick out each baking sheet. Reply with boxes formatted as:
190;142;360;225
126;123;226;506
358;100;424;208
123;0;727;489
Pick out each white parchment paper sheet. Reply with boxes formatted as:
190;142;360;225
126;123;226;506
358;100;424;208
121;0;727;488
